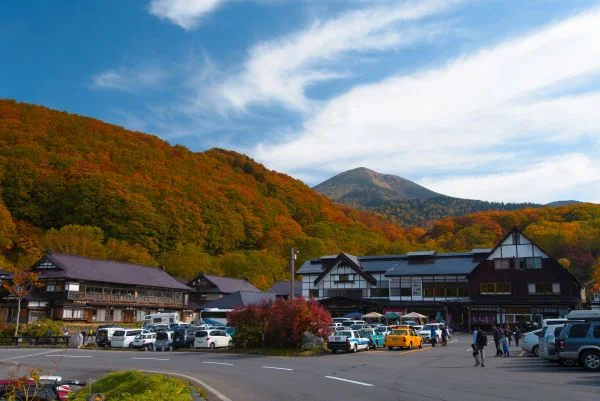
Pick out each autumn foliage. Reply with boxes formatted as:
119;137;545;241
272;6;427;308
0;100;599;289
227;298;332;348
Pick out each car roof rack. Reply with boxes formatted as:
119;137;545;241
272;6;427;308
564;310;600;321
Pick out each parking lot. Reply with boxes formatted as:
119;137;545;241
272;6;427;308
1;334;598;401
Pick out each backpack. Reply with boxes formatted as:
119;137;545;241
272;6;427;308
476;330;488;347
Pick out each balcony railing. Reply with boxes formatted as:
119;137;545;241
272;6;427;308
67;291;184;306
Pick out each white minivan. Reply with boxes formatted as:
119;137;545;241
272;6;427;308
110;329;142;348
194;330;233;349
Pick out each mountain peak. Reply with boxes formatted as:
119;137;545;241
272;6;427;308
314;167;441;206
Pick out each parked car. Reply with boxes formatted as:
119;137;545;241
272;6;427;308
131;332;156;351
522;328;543;356
0;376;85;401
154;330;173;351
539;324;575;366
418;323;443;341
194;330;233;349
95;326;125;348
557;316;600;371
350;324;369;331
327;330;370;353
384;326;423;350
172;326;200;349
359;328;385;349
332;317;351;324
111;329;142;348
541;318;568;328
375;326;391;336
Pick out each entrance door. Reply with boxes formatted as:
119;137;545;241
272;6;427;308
123;310;134;323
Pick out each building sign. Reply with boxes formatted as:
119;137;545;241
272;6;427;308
411;278;422;297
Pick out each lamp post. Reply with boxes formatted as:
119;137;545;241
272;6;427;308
290;248;298;299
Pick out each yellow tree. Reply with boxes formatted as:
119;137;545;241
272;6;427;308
2;271;43;336
592;257;600;293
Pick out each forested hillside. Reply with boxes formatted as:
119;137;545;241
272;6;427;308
0;100;598;289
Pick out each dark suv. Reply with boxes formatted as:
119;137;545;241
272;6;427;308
171;327;198;349
557;319;600;371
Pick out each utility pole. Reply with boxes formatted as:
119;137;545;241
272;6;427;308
290;247;297;299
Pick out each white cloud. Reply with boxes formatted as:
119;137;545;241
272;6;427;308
148;0;226;30
91;66;167;92
254;6;600;202
421;154;600;204
216;0;461;112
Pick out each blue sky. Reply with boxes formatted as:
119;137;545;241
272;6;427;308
1;0;600;203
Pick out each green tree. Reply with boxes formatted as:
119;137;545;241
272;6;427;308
158;243;217;280
43;225;106;258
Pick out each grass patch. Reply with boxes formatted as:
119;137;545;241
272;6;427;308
230;344;330;357
71;370;193;401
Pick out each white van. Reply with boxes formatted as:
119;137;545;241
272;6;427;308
142;312;180;328
95;326;125;347
110;329;142;348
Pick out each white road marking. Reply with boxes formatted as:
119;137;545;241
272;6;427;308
132;357;170;361
0;349;61;361
45;355;93;358
202;361;234;366
143;370;232;401
324;376;373;387
261;366;293;371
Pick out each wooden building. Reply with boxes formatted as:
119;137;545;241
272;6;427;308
0;251;192;324
297;229;582;330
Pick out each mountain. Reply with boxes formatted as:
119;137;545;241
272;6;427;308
314;167;441;206
0;100;598;288
0;100;409;287
314;168;542;226
545;200;582;207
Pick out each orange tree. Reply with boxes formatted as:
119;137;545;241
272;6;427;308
2;271;43;336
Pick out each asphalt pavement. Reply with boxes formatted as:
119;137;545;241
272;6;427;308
1;335;598;401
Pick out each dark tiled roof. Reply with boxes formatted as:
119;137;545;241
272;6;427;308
267;281;302;297
297;251;486;276
202;291;275;309
38;253;191;290
201;275;260;294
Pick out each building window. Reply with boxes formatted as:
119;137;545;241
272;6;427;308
335;274;354;283
371;280;389;298
519;257;542;270
62;308;84;319
528;283;559;295
46;283;55;292
494;259;510;270
480;283;511;295
308;289;319;298
105;309;114;321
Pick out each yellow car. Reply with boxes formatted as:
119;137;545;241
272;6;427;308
384;326;423;350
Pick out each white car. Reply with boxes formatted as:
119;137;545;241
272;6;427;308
131;332;156;351
194;329;233;349
418;323;443;341
522;328;543;355
110;329;142;348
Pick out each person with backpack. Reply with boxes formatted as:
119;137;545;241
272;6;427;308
441;325;449;346
474;326;487;367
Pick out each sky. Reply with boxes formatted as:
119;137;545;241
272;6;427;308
1;0;600;204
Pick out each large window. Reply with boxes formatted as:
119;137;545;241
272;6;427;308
528;283;560;295
568;324;590;338
63;308;84;319
480;282;511;295
371;280;389;297
494;259;511;270
519;257;542;270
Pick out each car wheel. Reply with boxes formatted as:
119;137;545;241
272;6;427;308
129;343;133;348
332;349;337;354
560;359;576;367
409;343;413;350
418;342;422;349
532;345;539;357
352;344;358;353
580;350;600;371
228;340;233;348
209;342;216;350
388;346;394;350
148;344;153;351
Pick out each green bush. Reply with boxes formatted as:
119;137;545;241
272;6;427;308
71;371;192;401
22;319;64;337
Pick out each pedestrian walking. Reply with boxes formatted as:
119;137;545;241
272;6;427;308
505;325;513;347
492;325;502;356
471;326;479;366
441;325;449;346
473;326;487;367
501;332;510;357
430;326;437;347
514;327;522;347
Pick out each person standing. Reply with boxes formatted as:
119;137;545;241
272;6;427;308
472;326;480;366
505;324;513;347
492;325;501;356
441;325;449;346
430;326;437;347
474;326;487;367
514;326;522;347
501;331;510;357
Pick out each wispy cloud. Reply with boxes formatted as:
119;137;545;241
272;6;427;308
254;5;600;202
214;0;462;113
148;0;226;30
91;66;168;92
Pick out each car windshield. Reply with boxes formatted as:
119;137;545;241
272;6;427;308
113;330;125;336
196;331;208;337
422;325;437;330
339;331;353;337
393;329;408;335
